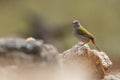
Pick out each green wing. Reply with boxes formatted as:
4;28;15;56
77;26;95;39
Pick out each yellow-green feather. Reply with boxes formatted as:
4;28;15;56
77;26;95;39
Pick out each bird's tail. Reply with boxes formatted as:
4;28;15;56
91;39;101;51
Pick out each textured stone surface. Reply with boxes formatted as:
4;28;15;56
62;42;112;79
0;38;114;80
0;38;60;65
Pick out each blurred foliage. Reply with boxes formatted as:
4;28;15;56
0;0;120;59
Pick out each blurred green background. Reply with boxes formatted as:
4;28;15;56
0;0;120;62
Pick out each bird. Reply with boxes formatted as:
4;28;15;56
72;20;101;51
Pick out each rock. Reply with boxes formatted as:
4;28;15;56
62;42;112;79
0;38;113;80
104;72;120;80
0;38;60;65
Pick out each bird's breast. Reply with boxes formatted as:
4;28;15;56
73;28;90;43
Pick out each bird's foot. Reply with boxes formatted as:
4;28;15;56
79;43;86;46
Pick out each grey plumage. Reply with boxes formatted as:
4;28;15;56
72;20;101;51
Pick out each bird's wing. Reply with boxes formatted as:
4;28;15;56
77;26;95;39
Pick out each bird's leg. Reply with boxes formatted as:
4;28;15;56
80;42;86;46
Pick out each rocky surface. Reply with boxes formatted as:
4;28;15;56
63;42;112;79
0;38;115;80
0;38;60;65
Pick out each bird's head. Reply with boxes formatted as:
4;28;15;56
72;20;81;28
